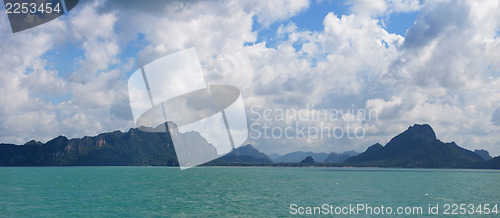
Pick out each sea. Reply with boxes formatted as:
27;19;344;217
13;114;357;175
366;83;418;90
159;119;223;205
1;167;499;217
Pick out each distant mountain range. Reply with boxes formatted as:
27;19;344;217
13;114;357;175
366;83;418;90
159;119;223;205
270;151;359;163
324;151;359;163
474;149;492;160
0;123;499;169
207;144;273;164
272;151;329;163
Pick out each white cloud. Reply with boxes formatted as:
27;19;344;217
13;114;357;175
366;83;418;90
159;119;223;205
391;0;421;12
0;0;312;145
349;0;388;17
0;0;499;157
493;107;500;126
243;0;310;27
348;0;421;17
69;1;120;77
375;0;500;155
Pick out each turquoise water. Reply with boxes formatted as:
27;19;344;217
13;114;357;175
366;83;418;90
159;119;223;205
1;167;499;217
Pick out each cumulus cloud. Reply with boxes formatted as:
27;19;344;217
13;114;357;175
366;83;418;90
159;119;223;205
0;0;131;143
0;0;312;144
379;0;500;154
0;0;499;157
492;107;500;126
242;0;310;27
348;0;421;17
241;0;500;155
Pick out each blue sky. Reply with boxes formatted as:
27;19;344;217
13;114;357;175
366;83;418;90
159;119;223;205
249;0;418;48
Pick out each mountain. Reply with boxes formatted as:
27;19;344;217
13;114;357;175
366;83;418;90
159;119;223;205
268;153;281;161
0;128;179;166
204;144;272;165
270;150;360;163
484;156;500;169
474;149;492;160
323;151;360;163
220;144;272;163
345;143;384;163
341;150;360;157
0;126;274;166
300;156;315;164
1;123;497;168
273;151;329;163
345;124;486;168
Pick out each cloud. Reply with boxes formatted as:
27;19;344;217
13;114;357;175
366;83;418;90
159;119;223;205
377;0;500;154
492;107;500;126
240;0;500;155
348;0;421;17
403;1;468;50
242;0;310;27
349;0;388;17
0;0;499;157
366;96;403;119
0;0;132;144
0;0;313;144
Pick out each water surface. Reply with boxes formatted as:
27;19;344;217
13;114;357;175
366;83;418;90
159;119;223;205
1;167;499;217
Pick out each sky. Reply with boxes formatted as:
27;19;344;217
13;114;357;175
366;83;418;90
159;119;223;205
0;0;499;156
